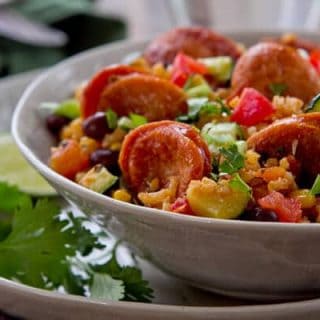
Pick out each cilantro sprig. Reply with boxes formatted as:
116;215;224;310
310;174;320;195
176;97;230;123
269;83;287;96
0;182;153;302
219;144;245;174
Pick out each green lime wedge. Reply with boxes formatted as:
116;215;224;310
0;134;56;196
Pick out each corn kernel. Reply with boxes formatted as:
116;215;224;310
102;128;126;148
290;189;316;209
152;63;170;79
149;178;160;192
61;118;83;141
245;150;261;170
110;142;122;151
262;166;286;182
229;96;240;109
113;189;132;202
264;158;279;168
279;157;290;170
129;57;151;72
79;136;99;154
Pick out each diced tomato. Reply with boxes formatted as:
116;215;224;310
49;139;89;179
81;65;142;118
230;88;275;126
170;52;208;87
170;197;194;215
309;49;320;74
258;191;302;223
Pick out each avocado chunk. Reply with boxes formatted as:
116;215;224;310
79;164;117;193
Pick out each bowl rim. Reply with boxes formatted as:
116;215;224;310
11;30;320;232
2;275;320;313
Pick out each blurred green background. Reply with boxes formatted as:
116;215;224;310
0;0;126;77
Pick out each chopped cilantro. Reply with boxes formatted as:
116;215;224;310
269;83;287;96
176;97;223;123
40;100;80;119
105;109;118;129
311;174;320;195
219;144;245;174
118;114;148;130
129;113;148;128
216;97;231;115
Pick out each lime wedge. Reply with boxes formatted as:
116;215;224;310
0;134;56;196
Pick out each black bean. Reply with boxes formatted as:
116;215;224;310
82;112;112;140
90;149;120;175
46;114;70;135
242;206;279;222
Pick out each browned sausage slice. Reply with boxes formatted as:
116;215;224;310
98;74;187;121
247;113;320;184
231;42;320;103
144;27;242;65
119;121;211;196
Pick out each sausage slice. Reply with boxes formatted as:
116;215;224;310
119;121;211;195
144;27;242;65
247;113;320;185
98;74;187;121
231;42;320;103
81;65;143;118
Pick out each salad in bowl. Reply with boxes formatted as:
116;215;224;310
45;27;320;224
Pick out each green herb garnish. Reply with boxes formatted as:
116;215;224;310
105;109;118;129
40;100;80;119
129;113;148;128
219;144;245;174
176;97;223;123
0;182;153;302
306;93;320;113
269;83;287;96
311;174;320;195
118;114;148;130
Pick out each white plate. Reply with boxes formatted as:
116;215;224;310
2;32;320;319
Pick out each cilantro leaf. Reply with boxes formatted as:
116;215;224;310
40;100;80;119
105;109;118;129
65;212;104;256
91;273;125;301
94;251;154;302
216;97;231;115
0;183;29;241
0;182;29;214
269;83;287;96
0;182;153;302
0;198;99;289
311;174;320;195
176;97;222;123
219;144;245;174
129;113;148;128
118;114;148;130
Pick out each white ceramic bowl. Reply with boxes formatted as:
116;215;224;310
12;31;320;301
